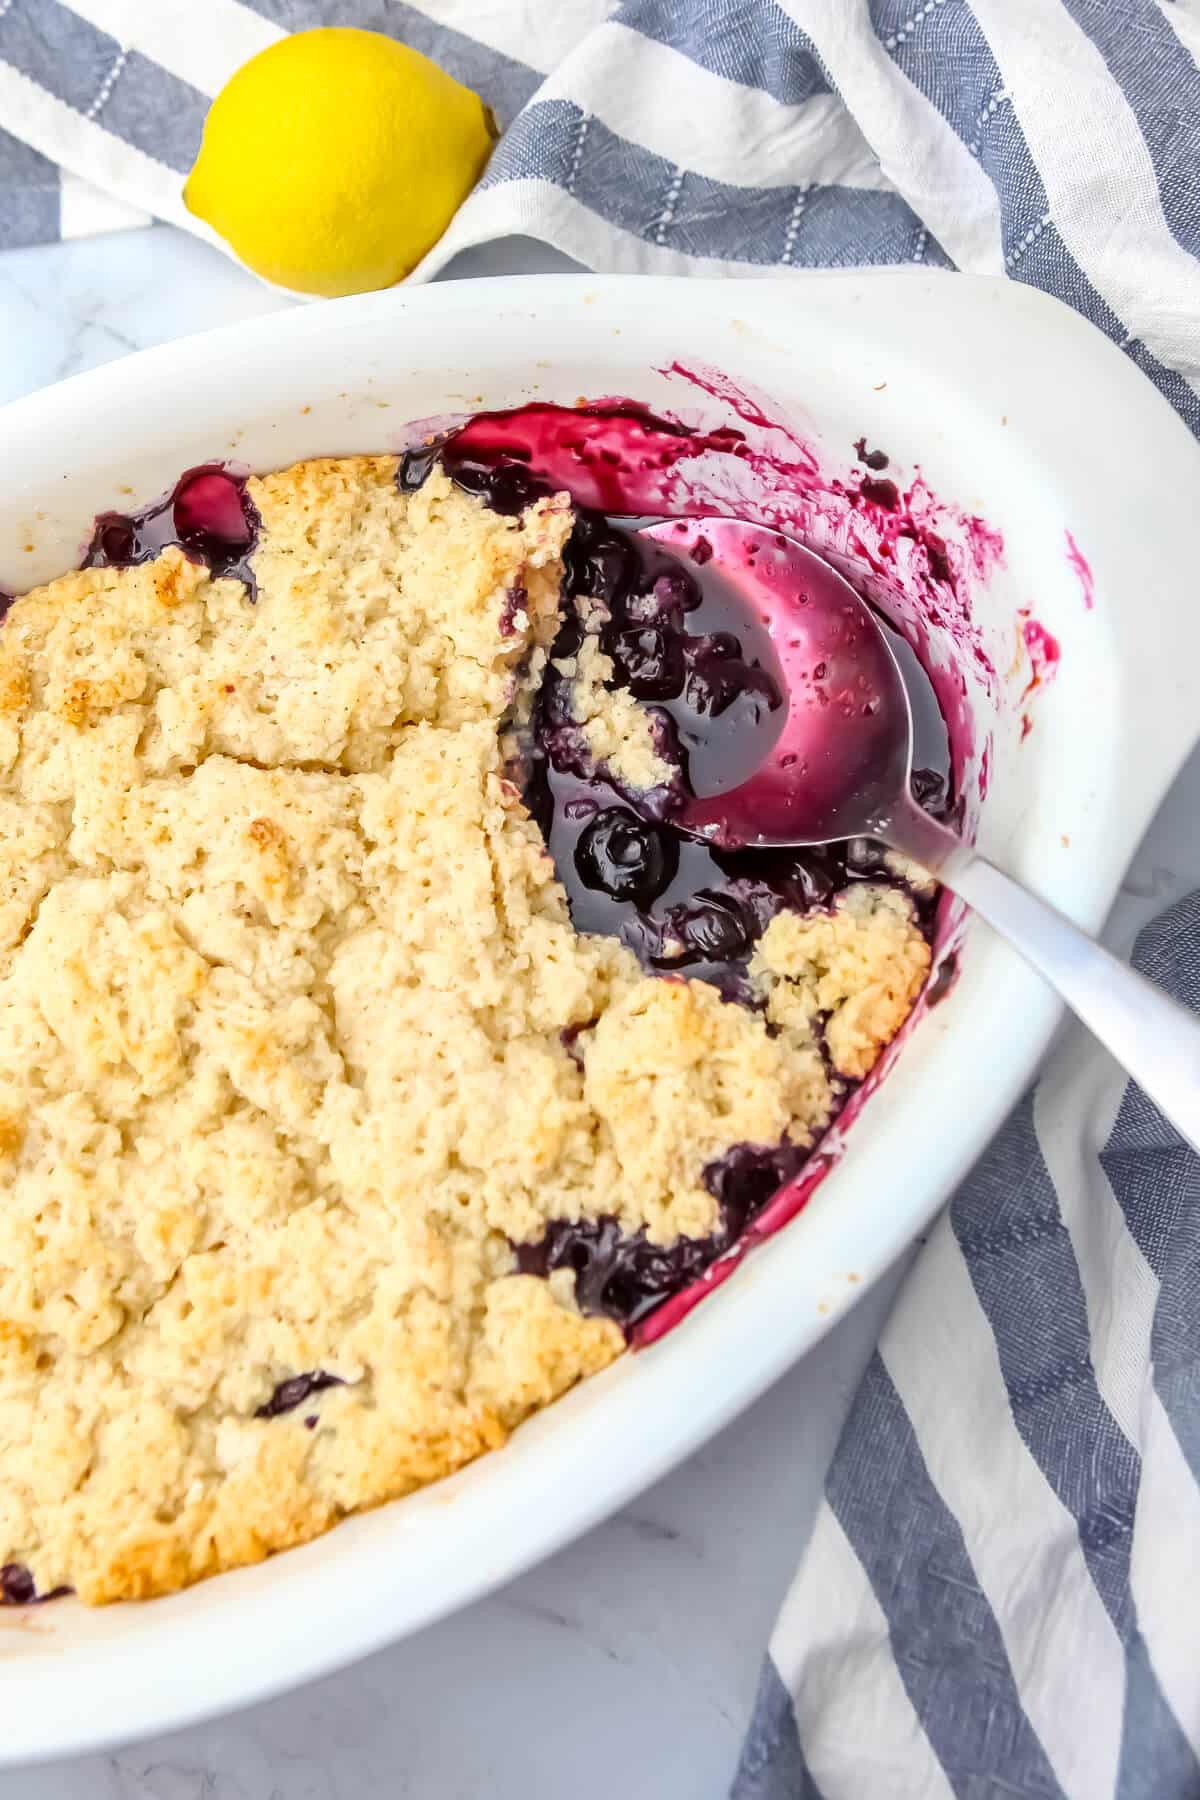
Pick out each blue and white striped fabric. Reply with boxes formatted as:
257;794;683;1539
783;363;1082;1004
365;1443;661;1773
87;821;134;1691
738;892;1200;1800
4;4;1200;1794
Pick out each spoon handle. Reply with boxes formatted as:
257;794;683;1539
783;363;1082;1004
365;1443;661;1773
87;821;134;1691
883;797;1200;1158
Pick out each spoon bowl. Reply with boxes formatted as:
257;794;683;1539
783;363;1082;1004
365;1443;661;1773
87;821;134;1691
639;514;1200;1160
639;516;912;847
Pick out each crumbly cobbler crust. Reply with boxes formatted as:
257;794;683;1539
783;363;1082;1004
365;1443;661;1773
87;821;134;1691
557;633;675;792
0;457;928;1604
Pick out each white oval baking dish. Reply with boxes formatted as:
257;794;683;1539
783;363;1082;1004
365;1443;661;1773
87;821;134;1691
0;271;1197;1764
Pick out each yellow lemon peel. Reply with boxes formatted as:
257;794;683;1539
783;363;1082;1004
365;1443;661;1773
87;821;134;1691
185;27;495;297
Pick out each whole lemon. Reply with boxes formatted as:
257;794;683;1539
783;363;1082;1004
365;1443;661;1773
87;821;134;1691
184;28;495;297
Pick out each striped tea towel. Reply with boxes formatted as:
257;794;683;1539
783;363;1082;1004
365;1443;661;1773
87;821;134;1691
0;3;1195;431
736;891;1200;1800
3;5;1200;1795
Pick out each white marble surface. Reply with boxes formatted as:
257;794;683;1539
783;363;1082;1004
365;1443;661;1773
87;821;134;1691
1;225;1198;1800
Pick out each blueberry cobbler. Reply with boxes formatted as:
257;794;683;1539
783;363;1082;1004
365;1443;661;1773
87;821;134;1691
0;408;943;1605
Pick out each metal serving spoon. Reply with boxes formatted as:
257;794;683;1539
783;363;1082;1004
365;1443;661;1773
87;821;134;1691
640;515;1200;1157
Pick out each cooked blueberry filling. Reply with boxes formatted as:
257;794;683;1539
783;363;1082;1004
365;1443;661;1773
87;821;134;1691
402;413;954;1331
425;449;552;518
428;397;746;517
83;464;261;590
515;1141;808;1329
510;498;946;1003
536;758;863;1006
255;1370;344;1419
0;1562;71;1606
516;1215;691;1325
704;1140;812;1232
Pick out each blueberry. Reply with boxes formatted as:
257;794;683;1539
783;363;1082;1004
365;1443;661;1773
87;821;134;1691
0;1564;35;1606
93;518;137;564
537;646;585;735
642;706;689;793
255;1370;344;1419
681;633;782;720
514;1138;811;1331
173;471;253;550
540;720;595;779
715;854;841;921
678;894;751;962
498;583;527;638
854;438;890;471
563;515;639;609
859;475;900;512
684;647;746;717
924;534;953;585
703;1141;808;1238
910;766;949;815
397;443;440;491
0;1563;70;1606
450;461;552;516
515;1215;714;1330
639;569;702;619
83;464;261;588
575;808;678;904
84;507;152;569
611;626;685;700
